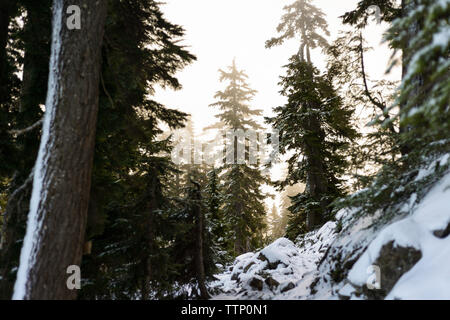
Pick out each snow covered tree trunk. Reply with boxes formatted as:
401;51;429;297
12;0;107;300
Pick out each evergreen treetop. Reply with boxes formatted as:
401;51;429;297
266;0;330;62
209;59;262;132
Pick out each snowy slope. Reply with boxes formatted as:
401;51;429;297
346;170;450;300
211;158;450;300
210;222;338;300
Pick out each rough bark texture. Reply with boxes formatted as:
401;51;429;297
15;0;107;300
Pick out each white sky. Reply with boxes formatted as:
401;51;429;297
154;0;401;210
155;0;400;133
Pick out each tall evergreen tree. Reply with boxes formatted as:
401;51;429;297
168;129;217;299
171;170;213;300
266;1;358;237
208;60;267;256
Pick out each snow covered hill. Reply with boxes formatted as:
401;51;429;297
210;222;337;300
210;163;450;300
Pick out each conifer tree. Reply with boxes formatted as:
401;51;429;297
171;170;214;300
208;60;267;256
266;1;358;237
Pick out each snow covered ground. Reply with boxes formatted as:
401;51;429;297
210;222;338;300
211;160;450;300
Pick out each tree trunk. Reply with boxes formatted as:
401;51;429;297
192;181;210;299
306;45;311;64
142;177;157;300
0;1;52;299
304;111;328;231
12;0;107;300
298;42;306;62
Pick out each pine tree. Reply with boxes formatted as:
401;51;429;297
385;0;449;146
341;0;401;27
208;60;267;256
171;170;214;300
168;129;218;299
266;1;358;237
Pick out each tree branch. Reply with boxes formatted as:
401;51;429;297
9;118;43;136
359;32;397;134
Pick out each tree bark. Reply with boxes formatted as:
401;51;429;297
12;0;107;300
